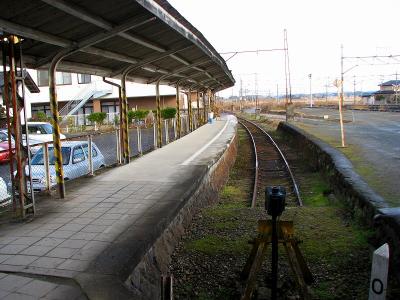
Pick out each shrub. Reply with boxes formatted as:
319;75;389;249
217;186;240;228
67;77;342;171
161;107;176;119
87;112;107;125
33;111;49;122
128;109;149;123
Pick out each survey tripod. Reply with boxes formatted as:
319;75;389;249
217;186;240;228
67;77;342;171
240;219;313;300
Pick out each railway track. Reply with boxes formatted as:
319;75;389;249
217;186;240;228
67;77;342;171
238;117;302;207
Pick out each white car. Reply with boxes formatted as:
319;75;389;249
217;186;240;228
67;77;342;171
24;122;66;143
30;141;106;192
23;122;66;154
0;177;11;207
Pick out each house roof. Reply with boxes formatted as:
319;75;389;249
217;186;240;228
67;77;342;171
0;0;234;92
373;90;395;95
379;80;400;86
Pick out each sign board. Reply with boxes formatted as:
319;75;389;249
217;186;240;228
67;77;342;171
369;243;389;300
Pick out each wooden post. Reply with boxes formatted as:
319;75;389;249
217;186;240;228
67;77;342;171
369;243;389;300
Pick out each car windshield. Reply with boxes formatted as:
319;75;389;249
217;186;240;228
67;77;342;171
41;124;53;134
28;124;53;135
31;147;71;165
0;132;8;142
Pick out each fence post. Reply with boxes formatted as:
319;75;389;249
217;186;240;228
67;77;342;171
173;117;177;140
164;119;169;144
137;126;143;155
153;121;157;149
116;129;121;164
88;135;94;176
43;143;50;192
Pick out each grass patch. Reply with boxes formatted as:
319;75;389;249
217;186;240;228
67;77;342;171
220;185;242;199
301;173;331;207
185;234;251;255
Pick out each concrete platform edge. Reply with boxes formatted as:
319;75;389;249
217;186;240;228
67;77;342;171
278;122;400;282
75;126;238;299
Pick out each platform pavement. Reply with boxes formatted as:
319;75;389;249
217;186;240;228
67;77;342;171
0;115;237;299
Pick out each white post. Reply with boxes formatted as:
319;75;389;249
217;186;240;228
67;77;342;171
309;73;313;108
153;121;157;149
137;126;142;155
116;129;121;164
88;135;94;176
173;117;177;140
164;119;169;144
43;143;50;191
369;243;389;300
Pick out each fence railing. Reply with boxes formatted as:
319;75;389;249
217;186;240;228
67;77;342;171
0;111;203;211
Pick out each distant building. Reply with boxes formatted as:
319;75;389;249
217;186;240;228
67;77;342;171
366;80;400;104
13;70;191;125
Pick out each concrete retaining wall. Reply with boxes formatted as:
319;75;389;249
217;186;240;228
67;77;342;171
277;122;400;281
125;129;238;299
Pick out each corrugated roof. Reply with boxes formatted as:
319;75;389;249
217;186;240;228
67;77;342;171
0;0;234;92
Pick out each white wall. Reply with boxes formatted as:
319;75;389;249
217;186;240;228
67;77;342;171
25;69;176;117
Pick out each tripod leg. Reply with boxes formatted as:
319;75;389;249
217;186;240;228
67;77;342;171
292;241;313;285
283;242;311;300
241;241;269;300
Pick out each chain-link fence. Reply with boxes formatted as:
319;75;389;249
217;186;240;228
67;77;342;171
0;110;205;206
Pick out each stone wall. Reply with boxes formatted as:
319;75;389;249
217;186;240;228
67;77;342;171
277;122;400;281
125;130;238;298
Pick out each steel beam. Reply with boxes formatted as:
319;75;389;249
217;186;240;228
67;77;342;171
49;53;66;198
120;75;130;163
111;44;193;77
175;84;181;139
40;0;166;52
147;59;209;84
39;0;225;81
35;15;156;67
187;88;193;131
196;91;200;124
102;77;123;163
0;18;141;69
155;80;163;148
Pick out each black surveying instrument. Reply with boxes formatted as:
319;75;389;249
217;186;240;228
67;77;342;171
240;186;313;300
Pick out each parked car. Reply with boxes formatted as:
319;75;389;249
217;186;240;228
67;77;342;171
0;130;14;163
30;141;105;192
23;122;66;143
0;177;11;207
0;129;44;162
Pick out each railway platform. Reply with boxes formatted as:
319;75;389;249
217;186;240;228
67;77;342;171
0;115;237;299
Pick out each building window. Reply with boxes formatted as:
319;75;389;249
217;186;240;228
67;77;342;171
37;71;72;86
56;72;72;85
37;70;49;87
77;74;91;84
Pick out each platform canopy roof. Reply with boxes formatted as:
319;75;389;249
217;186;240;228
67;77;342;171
0;0;234;91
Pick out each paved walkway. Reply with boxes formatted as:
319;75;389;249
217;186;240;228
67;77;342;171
0;116;237;299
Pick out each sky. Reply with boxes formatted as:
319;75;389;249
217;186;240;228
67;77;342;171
168;0;400;97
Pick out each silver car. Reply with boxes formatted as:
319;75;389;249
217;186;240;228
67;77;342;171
30;141;106;192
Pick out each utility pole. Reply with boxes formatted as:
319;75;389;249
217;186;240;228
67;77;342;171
353;75;356;104
394;72;399;105
341;44;344;108
276;84;279;103
308;73;313;107
338;44;346;147
325;77;329;102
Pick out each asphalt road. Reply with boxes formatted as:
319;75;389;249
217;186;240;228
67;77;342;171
293;107;400;206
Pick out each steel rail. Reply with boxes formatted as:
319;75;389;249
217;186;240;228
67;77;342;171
238;120;258;208
238;117;303;206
